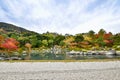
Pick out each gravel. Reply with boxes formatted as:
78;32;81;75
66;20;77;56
0;61;120;80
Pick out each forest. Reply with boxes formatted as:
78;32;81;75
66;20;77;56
0;22;120;60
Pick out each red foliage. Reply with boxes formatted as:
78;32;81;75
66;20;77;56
1;38;19;51
95;34;99;38
95;33;112;39
103;33;112;39
80;41;89;45
103;39;113;44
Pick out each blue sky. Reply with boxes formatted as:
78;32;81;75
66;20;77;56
0;0;120;34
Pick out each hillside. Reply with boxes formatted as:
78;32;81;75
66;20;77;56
0;22;120;50
0;22;37;34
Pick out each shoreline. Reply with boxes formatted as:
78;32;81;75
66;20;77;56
0;58;120;62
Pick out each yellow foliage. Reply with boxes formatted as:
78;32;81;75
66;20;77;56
83;35;92;41
0;35;4;47
63;36;75;45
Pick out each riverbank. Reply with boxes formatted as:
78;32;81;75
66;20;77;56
0;58;120;62
0;61;120;80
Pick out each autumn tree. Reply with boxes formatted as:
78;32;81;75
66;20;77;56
63;36;75;48
25;43;32;59
0;35;4;48
1;38;19;57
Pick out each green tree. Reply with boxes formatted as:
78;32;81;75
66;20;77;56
42;40;48;47
98;29;106;36
29;35;38;47
88;30;95;37
54;35;65;45
75;34;84;43
96;37;106;47
113;34;120;45
48;39;54;47
59;41;65;46
10;33;19;39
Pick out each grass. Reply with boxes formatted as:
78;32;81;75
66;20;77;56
0;58;120;63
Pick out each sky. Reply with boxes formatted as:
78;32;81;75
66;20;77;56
0;0;120;35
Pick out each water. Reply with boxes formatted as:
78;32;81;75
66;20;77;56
68;54;120;60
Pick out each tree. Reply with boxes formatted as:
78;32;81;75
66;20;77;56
95;37;106;48
42;40;48;47
98;29;106;36
0;35;4;48
88;30;95;37
63;36;75;48
18;37;30;47
54;35;65;45
29;35;38;47
1;38;19;57
25;43;32;59
8;32;20;39
103;32;112;40
48;39;54;47
2;38;19;50
75;34;84;43
112;34;120;45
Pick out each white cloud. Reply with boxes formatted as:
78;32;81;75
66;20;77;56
0;0;120;34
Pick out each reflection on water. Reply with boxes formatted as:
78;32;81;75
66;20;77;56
73;55;120;60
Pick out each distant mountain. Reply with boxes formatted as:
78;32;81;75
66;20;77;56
0;22;37;34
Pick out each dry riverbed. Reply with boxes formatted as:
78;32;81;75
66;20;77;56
0;61;120;80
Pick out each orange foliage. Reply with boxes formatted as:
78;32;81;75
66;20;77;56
63;36;75;45
95;33;112;39
103;39;113;44
0;35;4;48
1;38;19;51
103;33;112;39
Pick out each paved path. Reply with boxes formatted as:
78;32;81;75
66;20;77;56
0;61;120;80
